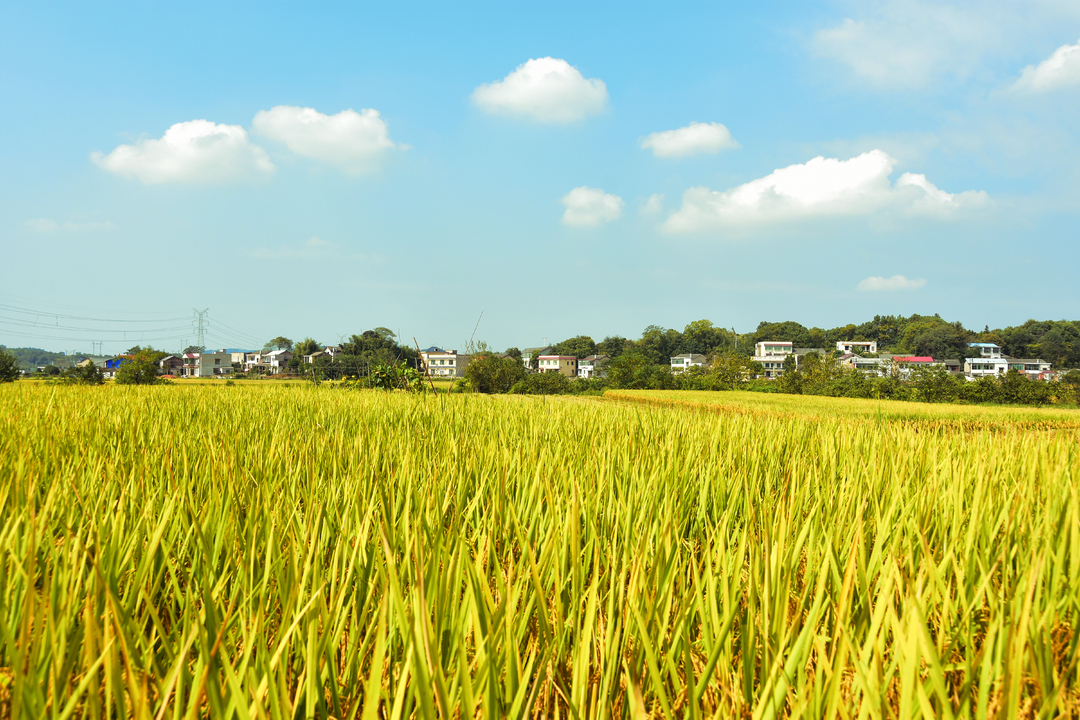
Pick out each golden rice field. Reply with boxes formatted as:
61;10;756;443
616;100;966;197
1;383;1079;719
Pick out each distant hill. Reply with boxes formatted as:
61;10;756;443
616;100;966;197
0;346;79;370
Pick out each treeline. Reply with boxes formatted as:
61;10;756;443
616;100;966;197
775;353;1079;406
535;315;1080;368
286;329;420;378
0;346;75;371
460;351;1080;407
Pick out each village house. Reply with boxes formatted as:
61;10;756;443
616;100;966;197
158;355;183;376
520;347;552;371
181;350;234;378
836;340;878;354
538;354;577;377
419;347;470;377
752;341;793;378
577;354;609;379
670;353;708;373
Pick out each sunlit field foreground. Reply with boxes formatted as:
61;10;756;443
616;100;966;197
2;385;1079;718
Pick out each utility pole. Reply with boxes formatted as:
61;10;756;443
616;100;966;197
192;309;208;352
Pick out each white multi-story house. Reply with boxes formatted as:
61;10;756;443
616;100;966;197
964;358;1008;379
538;355;577;377
180;350;234;377
670;354;707;373
969;342;1004;359
1006;358;1053;379
753;341;793;378
964;343;1007;380
836;340;878;354
264;350;293;374
578;355;609;379
419;347;470;377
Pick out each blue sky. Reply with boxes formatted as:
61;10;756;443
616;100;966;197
2;1;1079;354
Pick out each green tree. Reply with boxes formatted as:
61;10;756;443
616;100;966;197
552;335;597;359
509;371;572;395
754;321;812;348
0;348;20;382
607;352;674;389
59;363;105;386
913;324;970;360
638;326;680;364
464;355;525;393
294;338;321;357
707;353;760;388
263;336;294;352
596;336;630;359
1062;370;1080;405
908;365;960;403
115;354;163;385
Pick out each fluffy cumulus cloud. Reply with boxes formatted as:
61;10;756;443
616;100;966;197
662;150;988;233
857;275;927;291
252;106;401;173
1011;40;1080;92
561;187;624;226
471;57;608;124
640;122;738;158
91;120;274;184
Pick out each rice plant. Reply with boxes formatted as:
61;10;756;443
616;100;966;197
1;382;1078;718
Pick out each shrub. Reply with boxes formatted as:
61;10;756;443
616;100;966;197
0;348;19;383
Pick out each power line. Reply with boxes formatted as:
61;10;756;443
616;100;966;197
0;315;191;334
0;292;186;318
0;302;188;324
208;317;266;346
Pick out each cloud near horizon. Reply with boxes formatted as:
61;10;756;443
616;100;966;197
661;150;988;233
640;122;738;158
472;58;608;124
92;120;274;184
857;275;927;291
1011;40;1080;92
252;106;402;173
561;187;624;226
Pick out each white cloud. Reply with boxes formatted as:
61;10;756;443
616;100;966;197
641;193;665;215
561;187;624;226
1011;40;1080;92
92;120;274;184
25;218;116;232
640;122;738;158
812;2;1010;90
251;106;402;173
471;57;608;124
857;275;927;291
662;150;988;233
